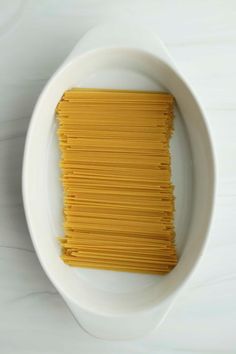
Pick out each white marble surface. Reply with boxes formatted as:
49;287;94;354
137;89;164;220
0;0;236;352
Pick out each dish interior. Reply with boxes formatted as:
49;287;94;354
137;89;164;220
24;48;214;314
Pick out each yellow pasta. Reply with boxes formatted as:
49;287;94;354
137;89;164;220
56;88;177;274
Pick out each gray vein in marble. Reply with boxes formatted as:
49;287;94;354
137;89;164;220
0;0;28;38
11;290;58;303
0;245;34;253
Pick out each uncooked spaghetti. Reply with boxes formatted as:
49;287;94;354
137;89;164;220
56;88;177;275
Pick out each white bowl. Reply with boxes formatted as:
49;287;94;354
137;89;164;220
22;23;215;339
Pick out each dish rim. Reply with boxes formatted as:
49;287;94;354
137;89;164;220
22;46;216;316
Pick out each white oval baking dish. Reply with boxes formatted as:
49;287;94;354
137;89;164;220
22;23;215;340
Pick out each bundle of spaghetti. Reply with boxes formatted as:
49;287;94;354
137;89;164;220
56;88;177;275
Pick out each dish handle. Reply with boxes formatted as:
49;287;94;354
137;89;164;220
65;21;176;67
65;295;174;340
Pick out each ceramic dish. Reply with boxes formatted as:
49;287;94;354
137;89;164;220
22;23;215;339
